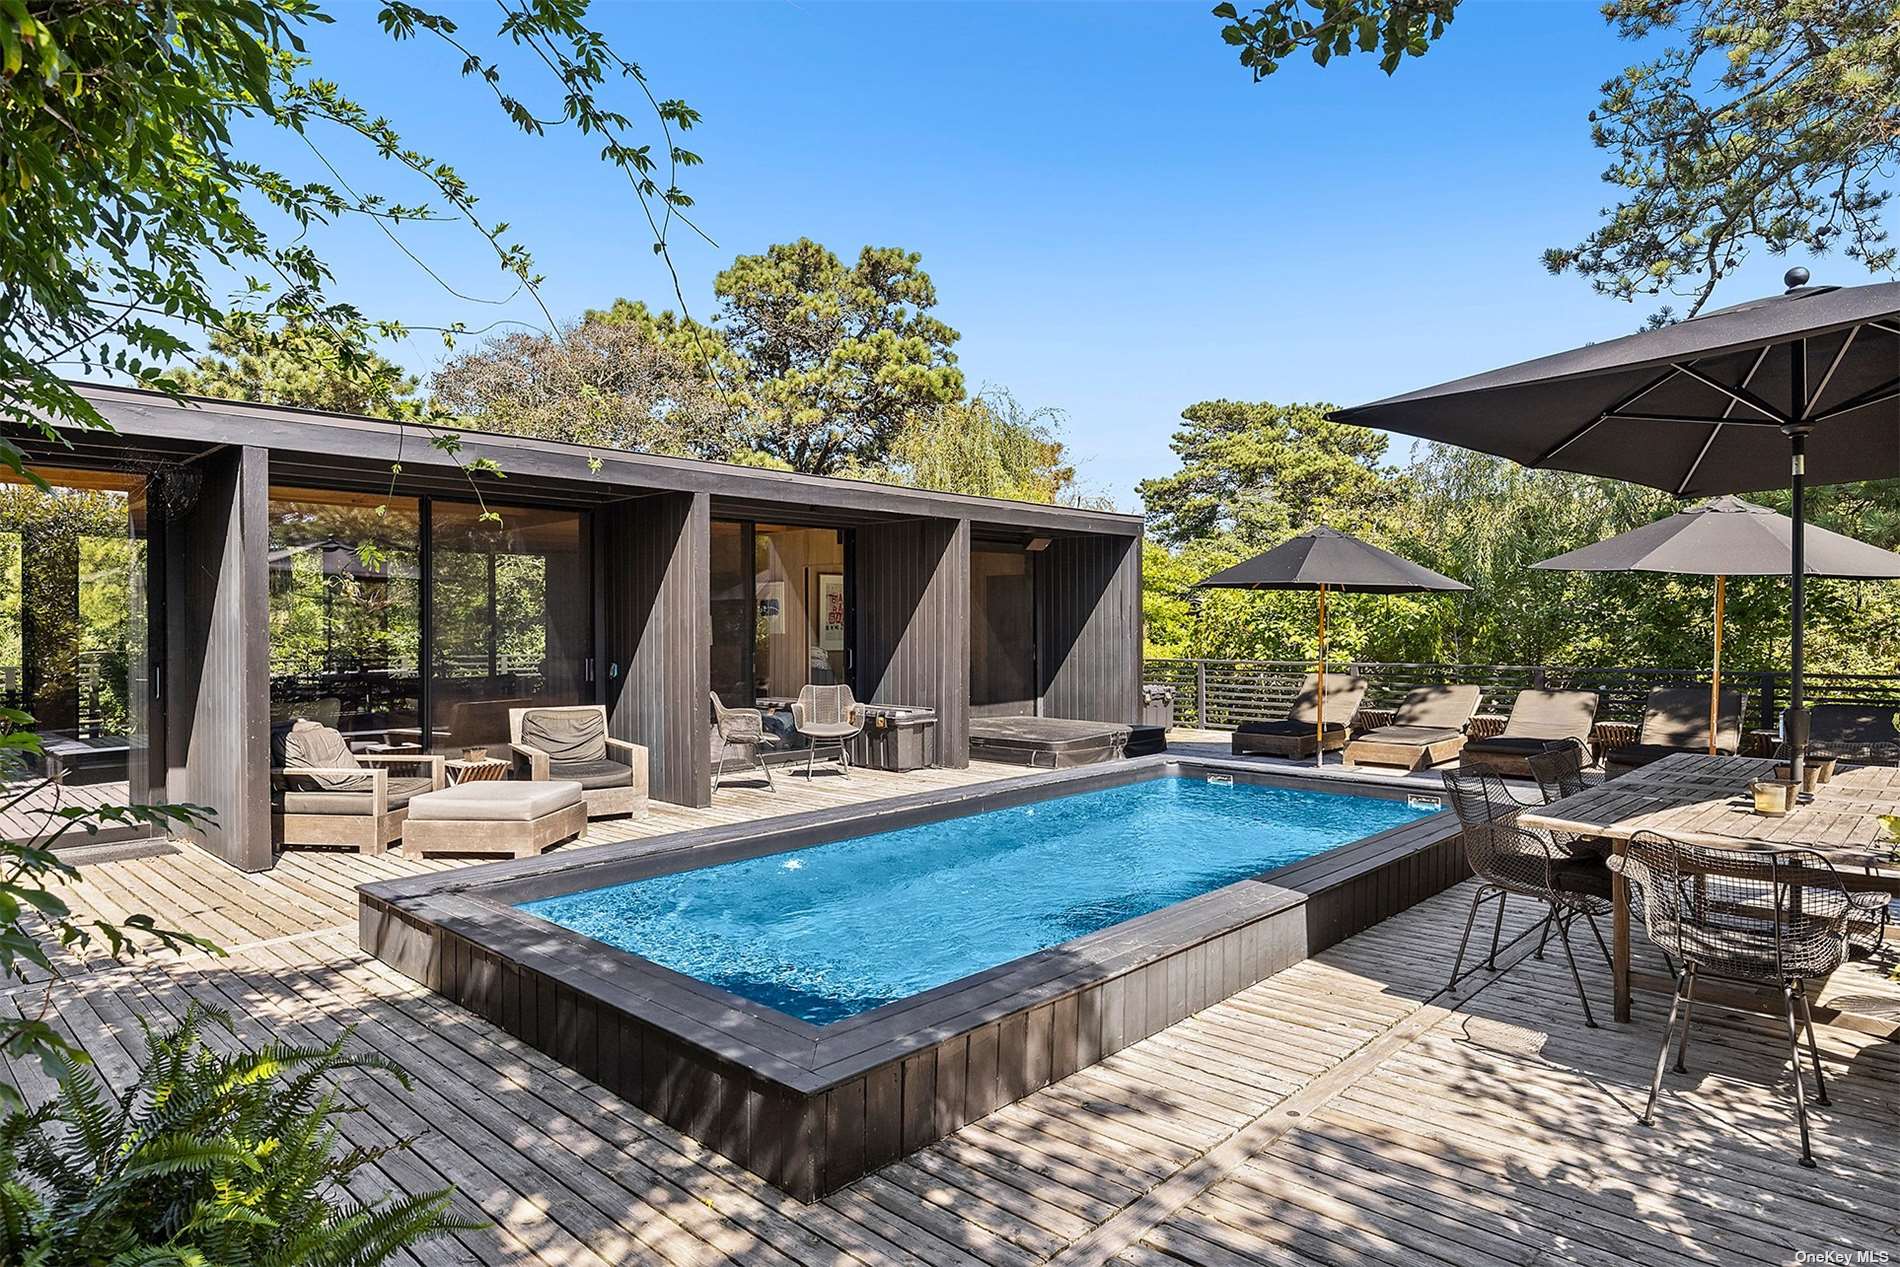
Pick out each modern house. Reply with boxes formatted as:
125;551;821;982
6;384;1143;870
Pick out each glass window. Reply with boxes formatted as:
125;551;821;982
267;488;421;748
753;524;847;700
430;502;589;753
0;469;151;831
710;520;752;706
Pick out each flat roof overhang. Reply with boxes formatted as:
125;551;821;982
50;383;1143;537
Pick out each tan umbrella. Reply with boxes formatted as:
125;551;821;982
1533;496;1900;751
1196;528;1468;765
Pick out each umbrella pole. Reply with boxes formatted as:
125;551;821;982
1786;359;1811;777
1709;575;1724;756
1315;584;1327;768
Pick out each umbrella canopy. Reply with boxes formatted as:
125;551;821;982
1531;497;1900;752
1196;528;1467;763
1195;526;1471;594
1531;496;1900;578
1331;272;1900;770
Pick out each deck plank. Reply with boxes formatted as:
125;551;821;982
15;755;1899;1267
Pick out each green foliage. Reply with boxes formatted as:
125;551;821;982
1545;0;1900;315
431;301;745;460
1141;409;1900;677
861;389;1101;506
172;316;429;420
1210;0;1457;78
0;1004;478;1266
1138;400;1401;547
714;239;965;474
2;0;699;480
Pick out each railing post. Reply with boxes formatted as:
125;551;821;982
1195;660;1208;730
1759;672;1777;732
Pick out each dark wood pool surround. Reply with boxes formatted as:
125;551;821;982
358;757;1468;1201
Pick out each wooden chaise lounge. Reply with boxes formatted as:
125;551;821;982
1231;673;1369;758
1461;688;1600;778
1603;686;1743;777
1341;685;1484;772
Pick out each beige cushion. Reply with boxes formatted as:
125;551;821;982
1391;685;1484;730
408;779;583;822
273;720;370;792
521;708;607;763
282;776;435;815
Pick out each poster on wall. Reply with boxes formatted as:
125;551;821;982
817;571;846;652
756;580;784;635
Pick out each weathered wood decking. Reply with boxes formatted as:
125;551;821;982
9;758;1899;1267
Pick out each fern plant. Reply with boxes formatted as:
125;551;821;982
0;1004;479;1266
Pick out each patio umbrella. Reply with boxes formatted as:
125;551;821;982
1531;496;1900;752
1333;270;1900;770
1195;527;1469;764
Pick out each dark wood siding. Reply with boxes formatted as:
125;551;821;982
602;492;711;807
164;446;271;870
854;517;971;769
1038;533;1142;722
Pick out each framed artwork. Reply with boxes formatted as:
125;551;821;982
815;570;846;652
756;580;784;635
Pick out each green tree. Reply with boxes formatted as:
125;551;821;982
1138;399;1402;547
431;301;746;460
2;0;702;477
864;389;1100;505
172;315;428;419
1216;0;1900;314
714;239;964;474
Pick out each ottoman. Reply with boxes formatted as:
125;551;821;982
399;779;587;859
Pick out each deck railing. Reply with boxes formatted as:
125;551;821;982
1142;658;1900;735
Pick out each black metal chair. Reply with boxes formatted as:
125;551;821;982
1439;764;1613;1026
1618;831;1850;1167
1525;738;1596;805
1770;738;1894;959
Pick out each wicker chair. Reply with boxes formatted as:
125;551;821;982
710;692;777;795
1440;763;1613;1025
1618;832;1850;1167
791;685;865;779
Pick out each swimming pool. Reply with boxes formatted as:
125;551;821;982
519;775;1438;1024
361;758;1465;1199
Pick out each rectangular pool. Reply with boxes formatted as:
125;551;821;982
360;758;1465;1200
519;776;1438;1024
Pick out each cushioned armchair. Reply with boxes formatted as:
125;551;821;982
270;718;444;854
508;704;648;819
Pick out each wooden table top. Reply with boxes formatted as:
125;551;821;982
1519;752;1900;873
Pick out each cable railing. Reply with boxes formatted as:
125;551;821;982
1143;657;1900;735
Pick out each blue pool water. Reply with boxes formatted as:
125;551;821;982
519;776;1438;1025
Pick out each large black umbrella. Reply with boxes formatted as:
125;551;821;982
1196;527;1468;764
1531;496;1900;752
1333;271;1900;768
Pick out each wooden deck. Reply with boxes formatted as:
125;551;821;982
9;757;1899;1266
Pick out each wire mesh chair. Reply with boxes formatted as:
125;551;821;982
710;693;777;796
1618;831;1850;1166
791;685;865;779
1439;763;1613;1026
1768;740;1894;959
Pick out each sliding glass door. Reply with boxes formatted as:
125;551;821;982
0;469;153;835
709;519;852;706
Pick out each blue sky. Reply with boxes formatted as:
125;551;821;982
250;1;1848;510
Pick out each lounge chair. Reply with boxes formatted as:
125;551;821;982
711;691;778;794
509;704;649;819
1461;689;1600;778
270;718;444;854
1230;673;1370;758
1792;703;1900;766
1604;687;1744;777
1341;685;1484;772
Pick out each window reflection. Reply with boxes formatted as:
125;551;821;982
267;488;421;747
429;502;589;753
0;468;150;829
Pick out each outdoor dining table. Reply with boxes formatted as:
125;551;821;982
1518;752;1900;1022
